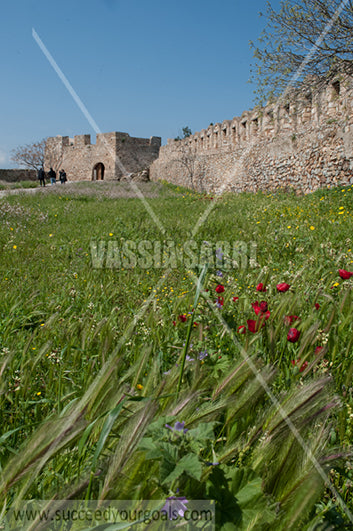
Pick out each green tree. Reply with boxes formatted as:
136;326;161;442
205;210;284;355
181;126;192;138
174;126;193;141
250;0;353;103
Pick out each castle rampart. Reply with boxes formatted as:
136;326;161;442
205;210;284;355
150;75;353;193
44;131;161;182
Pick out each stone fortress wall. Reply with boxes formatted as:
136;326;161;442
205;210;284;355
150;76;353;194
0;169;36;182
45;132;161;181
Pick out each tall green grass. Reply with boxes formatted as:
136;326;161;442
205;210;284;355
0;182;353;529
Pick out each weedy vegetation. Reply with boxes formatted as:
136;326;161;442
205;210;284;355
0;181;353;529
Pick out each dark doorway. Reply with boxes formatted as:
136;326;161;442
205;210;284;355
92;162;105;181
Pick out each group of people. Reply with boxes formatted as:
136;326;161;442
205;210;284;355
37;167;67;186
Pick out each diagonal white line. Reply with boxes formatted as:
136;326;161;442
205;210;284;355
208;294;353;522
190;0;352;231
282;0;351;97
32;2;353;520
32;29;103;140
182;264;353;522
31;29;172;387
32;28;167;236
184;0;353;522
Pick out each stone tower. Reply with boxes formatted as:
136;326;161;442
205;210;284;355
45;131;161;181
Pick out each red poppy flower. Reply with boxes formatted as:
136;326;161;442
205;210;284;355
232;296;239;302
251;301;262;315
284;315;299;326
299;361;308;372
287;328;300;343
247;318;266;333
291;358;308;372
339;269;353;280
259;301;268;312
237;325;246;334
172;320;176;326
251;301;270;319
314;303;320;310
256;283;267;292
247;319;258;333
215;284;225;294
277;282;290;292
315;346;323;354
178;314;187;322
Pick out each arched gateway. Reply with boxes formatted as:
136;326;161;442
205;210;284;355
92;162;105;181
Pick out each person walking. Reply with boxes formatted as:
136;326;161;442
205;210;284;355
48;167;56;185
37;167;46;187
59;169;67;184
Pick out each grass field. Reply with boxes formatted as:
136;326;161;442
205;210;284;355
0;180;39;191
1;180;353;529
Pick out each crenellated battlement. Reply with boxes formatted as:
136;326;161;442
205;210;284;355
151;75;353;194
166;76;352;154
44;131;161;181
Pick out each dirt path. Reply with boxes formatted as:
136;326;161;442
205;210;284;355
0;186;47;197
0;181;169;199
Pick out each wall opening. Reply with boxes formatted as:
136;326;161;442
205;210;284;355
92;162;105;181
332;80;341;96
305;92;312;104
251;118;259;135
241;121;247;141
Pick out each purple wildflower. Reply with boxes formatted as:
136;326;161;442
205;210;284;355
161;496;189;520
165;421;188;434
198;350;208;360
215;248;224;260
216;270;223;277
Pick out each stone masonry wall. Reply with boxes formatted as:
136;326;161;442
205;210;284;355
0;169;36;182
150;75;353;194
45;132;161;182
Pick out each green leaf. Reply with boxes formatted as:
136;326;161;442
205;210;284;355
78;418;99;458
0;426;29;446
229;468;276;528
187;422;216;442
229;468;263;506
177;265;208;395
162;453;202;485
220;524;239;531
91;399;126;471
138;437;155;451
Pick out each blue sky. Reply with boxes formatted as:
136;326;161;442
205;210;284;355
0;0;281;167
